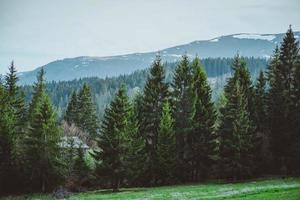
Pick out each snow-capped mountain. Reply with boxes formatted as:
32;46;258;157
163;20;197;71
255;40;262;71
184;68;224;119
18;31;300;85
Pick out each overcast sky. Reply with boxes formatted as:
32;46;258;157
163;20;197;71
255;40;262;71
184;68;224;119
0;0;299;73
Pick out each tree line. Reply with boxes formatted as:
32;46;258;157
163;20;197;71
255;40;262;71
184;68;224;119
0;26;299;194
21;57;267;120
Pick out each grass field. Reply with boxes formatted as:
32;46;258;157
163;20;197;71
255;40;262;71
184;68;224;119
2;178;300;200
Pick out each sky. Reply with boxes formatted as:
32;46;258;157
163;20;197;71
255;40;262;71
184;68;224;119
0;0;300;73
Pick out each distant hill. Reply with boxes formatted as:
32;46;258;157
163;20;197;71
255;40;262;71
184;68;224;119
18;31;300;85
22;57;268;119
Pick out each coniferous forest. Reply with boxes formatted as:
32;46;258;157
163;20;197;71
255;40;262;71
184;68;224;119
0;27;300;196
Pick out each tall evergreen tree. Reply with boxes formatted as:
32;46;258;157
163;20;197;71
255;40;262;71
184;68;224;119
0;62;26;193
157;101;176;184
172;54;193;182
28;68;46;122
291;48;300;174
92;85;131;191
254;71;267;133
64;91;79;125
0;79;15;193
140;55;169;185
267;26;300;174
24;69;64;192
5;61;18;97
219;55;256;180
190;57;217;181
77;84;98;139
124;92;146;186
254;70;269;175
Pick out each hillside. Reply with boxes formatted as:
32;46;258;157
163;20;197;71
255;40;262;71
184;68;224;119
22;57;268;119
18;32;299;84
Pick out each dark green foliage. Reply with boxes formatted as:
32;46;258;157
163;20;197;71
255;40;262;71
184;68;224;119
72;147;90;189
28;68;46;122
157;101;176;184
190;57;217;181
92;85;131;191
0;62;26;194
172;54;194;182
77;84;98;139
254;71;267;132
0;81;16;194
219;55;256;180
219;82;255;180
267;26;300;174
23;69;65;192
21;58;268;120
123;92;146;186
140;55;169;185
254;71;270;174
64;91;79;125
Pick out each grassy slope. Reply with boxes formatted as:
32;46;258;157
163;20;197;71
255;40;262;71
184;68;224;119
2;178;300;200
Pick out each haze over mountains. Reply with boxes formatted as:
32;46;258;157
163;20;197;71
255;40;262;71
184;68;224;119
18;31;300;85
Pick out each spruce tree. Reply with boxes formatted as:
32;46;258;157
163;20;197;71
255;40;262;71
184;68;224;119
0;62;26;193
5;61;18;97
140;55;169;185
267;26;300;174
124;92;146;186
157;101;176;184
92;85;131;191
254;71;267;133
291;49;300;174
0;80;15;193
219;55;256;180
24;69;64;192
28;68;46;122
172;54;193;182
64;91;79;125
77;84;98;139
254;70;269;174
190;57;217;181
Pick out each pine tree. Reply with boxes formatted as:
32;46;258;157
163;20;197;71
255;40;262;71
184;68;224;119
0;80;15;193
5;61;18;97
219;55;256;180
253;70;269;174
24;69;64;192
190;57;217;181
254;71;267;132
64;91;79;125
172;54;193;182
77;84;98;139
140;55;169;185
267;26;300;174
219;82;255;180
291;47;300;174
28;68;46;122
4;61;27;143
157;101;176;184
124;92;146;186
92;85;131;191
0;62;26;193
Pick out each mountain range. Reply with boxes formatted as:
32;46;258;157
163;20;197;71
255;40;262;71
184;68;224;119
18;31;300;85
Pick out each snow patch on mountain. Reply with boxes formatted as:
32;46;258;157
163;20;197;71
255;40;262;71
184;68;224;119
170;54;182;58
233;34;276;41
210;38;219;42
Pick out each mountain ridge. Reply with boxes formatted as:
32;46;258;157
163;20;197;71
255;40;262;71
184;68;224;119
18;31;300;85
